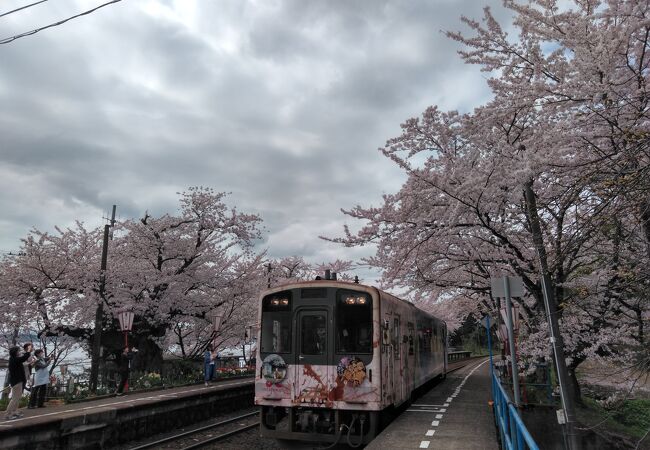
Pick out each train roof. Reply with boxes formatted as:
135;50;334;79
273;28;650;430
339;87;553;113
260;279;446;326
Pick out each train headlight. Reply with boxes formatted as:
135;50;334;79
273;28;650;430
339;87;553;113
344;295;368;305
271;299;280;305
280;299;289;305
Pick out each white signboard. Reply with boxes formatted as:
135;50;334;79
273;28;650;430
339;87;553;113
490;276;525;298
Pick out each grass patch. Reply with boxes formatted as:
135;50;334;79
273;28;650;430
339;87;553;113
579;396;650;440
0;395;29;411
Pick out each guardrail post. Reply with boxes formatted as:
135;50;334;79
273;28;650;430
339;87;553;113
492;372;540;450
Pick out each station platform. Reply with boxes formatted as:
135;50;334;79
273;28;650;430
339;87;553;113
366;358;498;450
0;377;253;449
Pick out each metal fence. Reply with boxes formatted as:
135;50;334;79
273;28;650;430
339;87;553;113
492;371;539;450
448;351;472;361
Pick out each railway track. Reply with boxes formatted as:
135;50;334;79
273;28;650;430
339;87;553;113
127;410;259;450
125;358;478;450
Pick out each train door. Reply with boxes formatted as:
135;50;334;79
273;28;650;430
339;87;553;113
393;315;404;404
406;322;415;397
294;309;329;402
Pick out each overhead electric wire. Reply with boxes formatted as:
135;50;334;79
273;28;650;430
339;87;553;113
0;0;48;19
0;0;123;45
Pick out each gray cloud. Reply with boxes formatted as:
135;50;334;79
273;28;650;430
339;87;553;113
0;0;507;277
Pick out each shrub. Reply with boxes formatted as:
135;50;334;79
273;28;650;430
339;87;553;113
134;372;163;389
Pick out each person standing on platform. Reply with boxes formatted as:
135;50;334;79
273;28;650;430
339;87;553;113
5;343;32;420
116;347;134;395
28;349;54;409
204;344;215;386
23;343;36;392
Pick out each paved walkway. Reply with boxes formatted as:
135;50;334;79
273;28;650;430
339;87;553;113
367;358;498;449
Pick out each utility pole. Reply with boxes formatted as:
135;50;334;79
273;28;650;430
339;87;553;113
524;179;579;450
89;205;116;393
541;275;579;450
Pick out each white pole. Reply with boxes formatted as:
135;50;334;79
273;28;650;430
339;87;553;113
504;277;521;407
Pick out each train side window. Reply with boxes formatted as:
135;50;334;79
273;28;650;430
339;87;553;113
393;318;400;359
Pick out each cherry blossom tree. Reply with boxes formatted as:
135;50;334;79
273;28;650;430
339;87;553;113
0;188;266;379
330;0;650;406
101;187;264;370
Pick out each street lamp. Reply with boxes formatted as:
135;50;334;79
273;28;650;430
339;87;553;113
117;310;135;349
212;311;223;347
212;312;223;334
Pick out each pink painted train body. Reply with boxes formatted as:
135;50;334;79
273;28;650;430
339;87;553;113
254;278;447;445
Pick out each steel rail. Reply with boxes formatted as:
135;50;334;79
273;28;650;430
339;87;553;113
181;422;259;449
127;411;259;450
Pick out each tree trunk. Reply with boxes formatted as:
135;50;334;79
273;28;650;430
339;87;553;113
567;362;584;407
131;338;163;373
1;328;18;401
639;199;650;261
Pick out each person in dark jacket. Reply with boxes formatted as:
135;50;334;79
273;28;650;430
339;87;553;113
116;347;134;395
5;343;32;420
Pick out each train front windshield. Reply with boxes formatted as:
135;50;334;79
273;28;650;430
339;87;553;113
336;291;372;354
260;293;292;353
260;287;373;360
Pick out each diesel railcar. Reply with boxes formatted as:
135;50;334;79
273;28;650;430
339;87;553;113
254;277;447;446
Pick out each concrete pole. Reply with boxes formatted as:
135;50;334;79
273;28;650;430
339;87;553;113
503;277;521;407
90;205;116;393
541;275;579;450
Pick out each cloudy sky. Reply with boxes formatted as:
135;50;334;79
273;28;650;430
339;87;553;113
0;0;508;277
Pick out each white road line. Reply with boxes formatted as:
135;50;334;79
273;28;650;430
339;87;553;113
412;404;448;407
435;414;443;419
446;397;453;402
419;441;430;448
425;430;435;436
431;420;440;426
406;409;440;413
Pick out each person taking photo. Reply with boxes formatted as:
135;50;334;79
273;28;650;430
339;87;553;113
5;343;33;420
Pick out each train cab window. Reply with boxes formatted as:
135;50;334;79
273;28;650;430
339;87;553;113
261;292;292;354
336;291;372;354
301;314;327;355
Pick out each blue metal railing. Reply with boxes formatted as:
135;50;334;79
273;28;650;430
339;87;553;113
492;372;539;450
